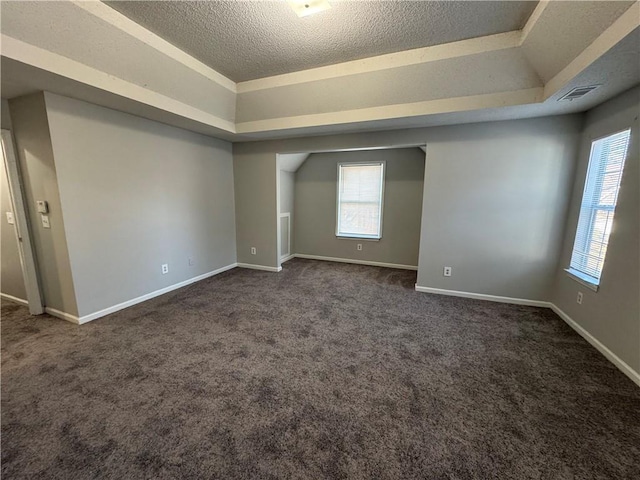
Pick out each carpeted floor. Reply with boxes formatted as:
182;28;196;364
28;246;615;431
2;258;639;479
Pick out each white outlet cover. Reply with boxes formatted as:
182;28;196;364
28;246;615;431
161;264;169;274
41;215;50;228
6;212;14;224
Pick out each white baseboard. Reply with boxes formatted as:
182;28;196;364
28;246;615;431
0;292;29;306
280;254;295;263
295;254;418;271
45;307;80;325
74;263;238;325
414;285;551;307
237;263;282;272
550;304;640;388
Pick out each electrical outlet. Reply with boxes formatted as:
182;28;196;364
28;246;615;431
6;212;14;225
357;243;363;251
161;264;169;275
576;292;583;305
251;247;257;255
188;257;194;266
443;266;452;277
41;215;50;229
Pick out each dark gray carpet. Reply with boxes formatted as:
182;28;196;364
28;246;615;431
2;258;639;479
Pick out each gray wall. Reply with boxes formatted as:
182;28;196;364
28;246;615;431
294;148;424;266
1;150;27;301
234;145;278;266
552;86;639;374
279;169;295;256
2;98;13;129
9;93;78;315
417;119;580;300
233;115;582;301
44;93;237;317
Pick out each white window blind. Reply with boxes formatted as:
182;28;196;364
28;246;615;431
569;129;631;284
336;162;385;239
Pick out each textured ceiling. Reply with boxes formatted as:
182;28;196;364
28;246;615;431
105;0;538;82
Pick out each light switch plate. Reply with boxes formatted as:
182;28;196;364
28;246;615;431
41;215;50;228
36;200;49;214
6;212;14;225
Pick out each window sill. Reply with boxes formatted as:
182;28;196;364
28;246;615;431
336;235;381;242
565;268;599;292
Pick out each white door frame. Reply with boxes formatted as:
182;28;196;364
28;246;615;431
1;129;44;314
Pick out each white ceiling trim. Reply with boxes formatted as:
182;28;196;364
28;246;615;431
236;88;543;134
520;0;551;44
237;31;521;93
1;35;236;133
71;0;236;93
544;2;639;99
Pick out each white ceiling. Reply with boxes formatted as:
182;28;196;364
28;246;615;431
1;1;637;141
104;0;538;82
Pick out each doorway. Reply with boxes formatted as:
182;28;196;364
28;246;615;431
1;129;44;315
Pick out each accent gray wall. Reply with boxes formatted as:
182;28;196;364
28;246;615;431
1;148;27;301
233;115;582;299
9;93;78;315
552;86;640;374
416;119;580;300
44;93;237;318
294;148;424;266
279;169;295;256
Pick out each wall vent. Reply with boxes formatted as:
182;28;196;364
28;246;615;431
558;85;600;101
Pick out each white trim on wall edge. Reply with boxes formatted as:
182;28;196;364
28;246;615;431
295;254;418;271
414;285;550;307
0;293;29;306
237;263;282;272
45;307;80;325
550;304;640;388
46;263;239;325
281;254;296;263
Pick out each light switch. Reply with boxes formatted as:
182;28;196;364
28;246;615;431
41;215;50;229
6;212;14;225
36;200;48;214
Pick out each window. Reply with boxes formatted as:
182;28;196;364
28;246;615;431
336;162;385;239
568;129;631;287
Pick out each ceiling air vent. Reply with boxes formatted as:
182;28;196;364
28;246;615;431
558;85;600;101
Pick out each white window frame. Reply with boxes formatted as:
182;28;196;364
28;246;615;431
565;128;631;291
336;161;385;240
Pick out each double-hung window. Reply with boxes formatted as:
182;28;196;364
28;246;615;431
336;162;385;239
568;129;631;288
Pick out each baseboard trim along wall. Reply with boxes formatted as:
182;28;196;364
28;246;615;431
280;254;295;263
43;263;239;325
45;307;80;324
0;293;29;307
237;263;283;272
414;285;639;388
414;285;550;307
0;293;29;306
295;254;418;271
550;304;640;388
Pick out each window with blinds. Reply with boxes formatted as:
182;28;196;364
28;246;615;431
336;162;385;239
569;129;631;286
